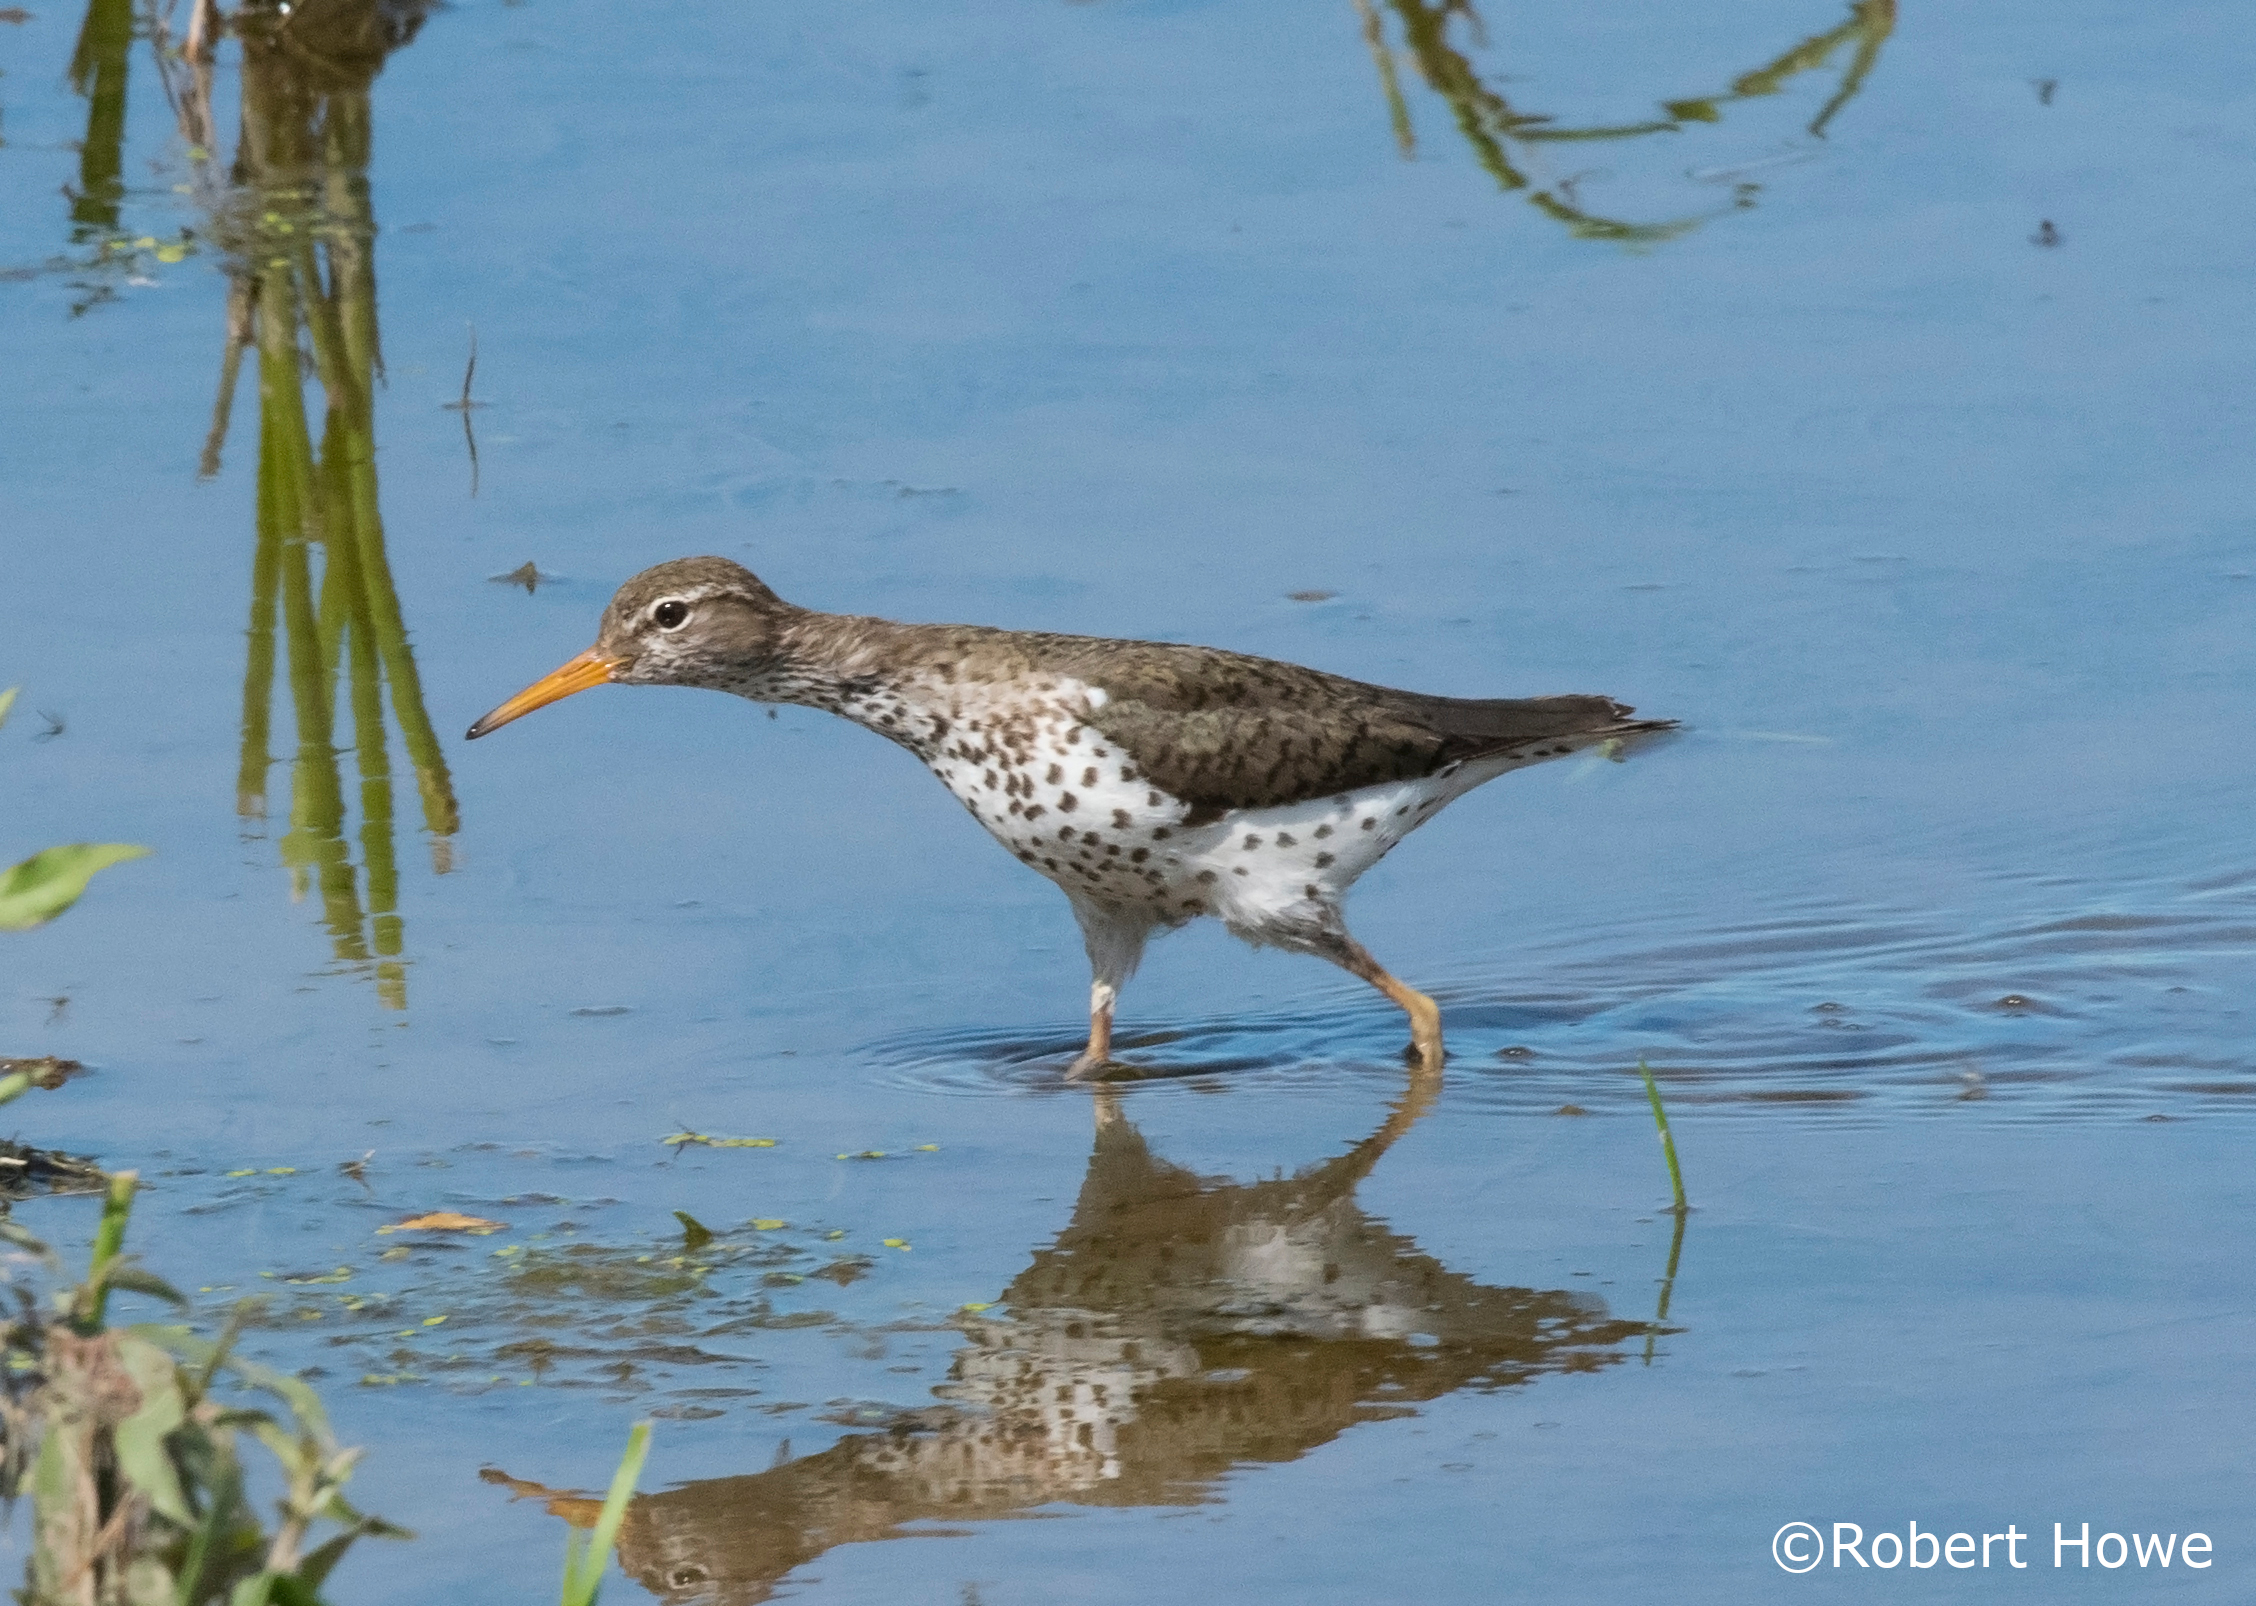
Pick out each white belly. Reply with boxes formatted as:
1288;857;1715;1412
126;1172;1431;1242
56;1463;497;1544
879;673;1540;937
930;724;1518;935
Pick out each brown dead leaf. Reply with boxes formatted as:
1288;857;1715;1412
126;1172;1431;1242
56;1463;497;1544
376;1211;506;1236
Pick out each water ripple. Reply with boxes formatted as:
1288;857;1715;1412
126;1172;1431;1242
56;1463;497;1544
868;868;2256;1123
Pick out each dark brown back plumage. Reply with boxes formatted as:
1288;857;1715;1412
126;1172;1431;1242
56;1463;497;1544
1059;639;1667;813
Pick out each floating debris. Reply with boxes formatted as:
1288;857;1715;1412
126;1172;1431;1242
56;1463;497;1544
832;1146;937;1161
0;1057;81;1088
661;1131;777;1151
378;1212;507;1236
0;1137;106;1201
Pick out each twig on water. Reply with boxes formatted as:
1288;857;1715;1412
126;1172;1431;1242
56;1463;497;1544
456;322;478;409
441;321;486;497
184;0;222;64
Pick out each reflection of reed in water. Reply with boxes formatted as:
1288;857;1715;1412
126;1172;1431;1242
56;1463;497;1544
189;1;455;1008
493;1076;1655;1605
42;0;195;313
1355;0;1896;242
65;0;132;241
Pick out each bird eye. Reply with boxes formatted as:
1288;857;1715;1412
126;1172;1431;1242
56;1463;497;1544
653;600;689;630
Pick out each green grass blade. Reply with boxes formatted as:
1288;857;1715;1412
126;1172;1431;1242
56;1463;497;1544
561;1422;650;1606
1637;1060;1688;1215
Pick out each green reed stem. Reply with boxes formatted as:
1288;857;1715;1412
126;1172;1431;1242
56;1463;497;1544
561;1421;651;1606
78;1169;139;1333
1638;1060;1688;1215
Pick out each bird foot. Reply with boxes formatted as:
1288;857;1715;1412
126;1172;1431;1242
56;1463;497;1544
1402;1039;1446;1073
1064;1051;1121;1082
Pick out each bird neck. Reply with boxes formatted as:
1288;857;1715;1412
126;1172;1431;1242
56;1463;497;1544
765;612;961;753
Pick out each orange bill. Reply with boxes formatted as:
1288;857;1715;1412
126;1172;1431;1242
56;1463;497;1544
465;649;620;740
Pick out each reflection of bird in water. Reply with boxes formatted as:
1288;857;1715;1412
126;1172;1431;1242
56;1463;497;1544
486;1078;1650;1604
469;559;1671;1074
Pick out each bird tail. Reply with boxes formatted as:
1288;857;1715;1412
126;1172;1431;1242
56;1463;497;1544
1394;691;1677;762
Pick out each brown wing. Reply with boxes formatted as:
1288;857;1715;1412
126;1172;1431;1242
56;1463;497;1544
1044;637;1668;816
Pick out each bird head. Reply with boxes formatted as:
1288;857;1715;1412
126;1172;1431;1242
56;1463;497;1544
466;557;793;739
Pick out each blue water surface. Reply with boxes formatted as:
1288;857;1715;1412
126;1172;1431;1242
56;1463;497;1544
1;0;2252;1599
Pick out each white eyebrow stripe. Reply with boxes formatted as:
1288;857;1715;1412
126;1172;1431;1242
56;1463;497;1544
649;585;729;620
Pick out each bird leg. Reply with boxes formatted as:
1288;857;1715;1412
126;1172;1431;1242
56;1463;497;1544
1064;898;1151;1081
1312;931;1445;1072
1066;978;1117;1081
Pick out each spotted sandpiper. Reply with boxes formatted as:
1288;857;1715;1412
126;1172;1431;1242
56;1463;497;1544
468;558;1673;1076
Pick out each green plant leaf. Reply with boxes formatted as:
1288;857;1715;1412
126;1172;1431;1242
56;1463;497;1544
262;1572;328;1606
0;1219;53;1258
296;1529;365;1591
102;1261;190;1308
232;1356;335;1441
113;1337;194;1526
0;687;16;728
0;843;151;931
